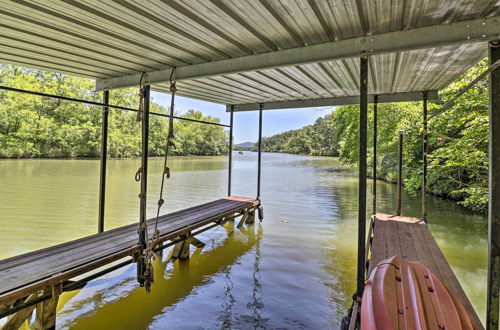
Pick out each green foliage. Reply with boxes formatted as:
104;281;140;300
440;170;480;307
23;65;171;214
260;116;338;156
0;65;228;158
261;59;490;213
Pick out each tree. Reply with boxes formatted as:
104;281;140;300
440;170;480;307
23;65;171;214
0;64;229;158
260;59;490;212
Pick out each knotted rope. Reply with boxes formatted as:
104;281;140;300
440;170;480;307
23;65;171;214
142;67;177;292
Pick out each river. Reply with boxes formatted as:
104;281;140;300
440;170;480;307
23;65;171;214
0;152;488;329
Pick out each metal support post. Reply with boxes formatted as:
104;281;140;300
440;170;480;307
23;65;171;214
487;40;500;330
356;56;368;297
422;92;428;222
228;105;234;196
396;130;404;216
372;95;378;215
137;85;150;286
257;103;263;201
98;90;109;233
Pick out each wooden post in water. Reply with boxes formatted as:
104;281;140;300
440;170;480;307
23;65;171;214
172;239;191;260
396;130;404;216
487;40;500;330
356;56;368;297
35;285;61;330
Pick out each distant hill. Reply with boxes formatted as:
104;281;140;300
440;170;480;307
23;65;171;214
234;142;255;150
235;142;254;148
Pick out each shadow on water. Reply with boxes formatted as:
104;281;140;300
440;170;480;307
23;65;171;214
57;223;264;329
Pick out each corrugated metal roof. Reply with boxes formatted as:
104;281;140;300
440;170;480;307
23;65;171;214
0;0;499;105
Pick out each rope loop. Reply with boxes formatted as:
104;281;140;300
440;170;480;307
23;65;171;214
135;167;143;182
170;81;177;93
163;167;170;179
169;67;176;85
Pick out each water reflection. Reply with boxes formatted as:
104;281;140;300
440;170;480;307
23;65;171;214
58;223;263;329
248;225;265;329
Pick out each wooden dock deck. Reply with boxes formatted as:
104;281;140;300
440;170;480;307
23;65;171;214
0;197;258;315
368;213;483;329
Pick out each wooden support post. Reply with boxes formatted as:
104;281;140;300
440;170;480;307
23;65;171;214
189;237;206;249
34;285;61;330
172;236;191;260
3;295;37;330
237;210;250;228
223;216;235;235
487;40;500;330
245;209;255;224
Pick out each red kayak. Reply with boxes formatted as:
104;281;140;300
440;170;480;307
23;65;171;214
361;256;475;330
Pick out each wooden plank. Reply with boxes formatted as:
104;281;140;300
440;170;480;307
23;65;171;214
0;199;234;272
396;221;418;261
408;223;442;280
385;220;401;258
1;198;247;275
417;225;484;330
369;219;387;274
2;199;247;294
0;197;258;303
375;213;421;223
369;213;483;330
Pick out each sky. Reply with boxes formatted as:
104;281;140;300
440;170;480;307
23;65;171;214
151;91;332;144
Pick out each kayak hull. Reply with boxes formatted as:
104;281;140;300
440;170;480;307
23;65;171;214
361;256;474;330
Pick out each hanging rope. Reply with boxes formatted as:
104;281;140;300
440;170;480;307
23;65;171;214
137;72;146;122
142;67;177;292
152;67;176;240
134;72;147;183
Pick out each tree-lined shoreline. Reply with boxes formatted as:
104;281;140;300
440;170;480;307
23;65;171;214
0;65;228;159
257;60;489;213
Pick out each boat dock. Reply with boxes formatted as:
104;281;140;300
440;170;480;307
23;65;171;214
366;213;483;329
0;197;259;329
1;1;500;328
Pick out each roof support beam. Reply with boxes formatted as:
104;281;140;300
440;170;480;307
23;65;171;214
226;91;438;112
96;16;500;91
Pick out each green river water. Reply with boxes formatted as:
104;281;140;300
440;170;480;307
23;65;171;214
0;152;488;329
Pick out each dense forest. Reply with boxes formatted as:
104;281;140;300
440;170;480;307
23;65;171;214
0;65;228;158
260;59;489;213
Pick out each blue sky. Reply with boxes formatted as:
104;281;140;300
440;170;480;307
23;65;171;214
151;92;332;144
